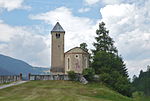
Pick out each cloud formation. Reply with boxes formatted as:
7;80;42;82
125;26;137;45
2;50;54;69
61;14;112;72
0;21;50;67
100;2;150;77
0;0;29;11
30;7;96;51
78;8;90;13
84;0;122;5
84;0;100;5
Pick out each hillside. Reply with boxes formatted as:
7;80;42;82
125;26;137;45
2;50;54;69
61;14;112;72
0;67;14;75
0;54;49;75
0;81;133;101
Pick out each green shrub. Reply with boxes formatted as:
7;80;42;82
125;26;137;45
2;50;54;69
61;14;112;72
82;68;95;81
67;71;76;81
99;71;132;97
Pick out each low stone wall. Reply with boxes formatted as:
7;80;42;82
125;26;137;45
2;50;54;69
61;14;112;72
0;74;22;84
29;74;69;81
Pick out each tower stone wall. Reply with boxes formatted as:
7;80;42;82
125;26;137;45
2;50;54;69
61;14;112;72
51;22;65;74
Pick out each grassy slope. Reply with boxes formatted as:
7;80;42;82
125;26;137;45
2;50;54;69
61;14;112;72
133;95;150;101
138;97;150;101
0;81;133;101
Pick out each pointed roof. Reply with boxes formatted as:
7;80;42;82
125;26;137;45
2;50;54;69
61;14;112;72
51;22;65;33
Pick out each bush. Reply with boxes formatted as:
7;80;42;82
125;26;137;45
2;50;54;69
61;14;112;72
67;71;76;81
132;91;144;98
99;71;132;97
82;68;95;81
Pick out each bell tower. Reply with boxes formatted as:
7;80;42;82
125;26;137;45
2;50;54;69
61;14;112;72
51;22;65;74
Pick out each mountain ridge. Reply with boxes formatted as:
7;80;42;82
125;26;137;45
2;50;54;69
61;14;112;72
0;54;49;75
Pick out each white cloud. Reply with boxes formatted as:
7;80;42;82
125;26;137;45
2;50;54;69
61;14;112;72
126;59;150;78
84;0;122;5
100;2;150;77
0;0;30;11
78;8;90;13
84;0;100;5
0;21;50;67
102;0;122;5
29;7;96;52
0;22;19;42
101;4;135;18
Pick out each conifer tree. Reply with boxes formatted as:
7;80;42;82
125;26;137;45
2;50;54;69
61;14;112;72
93;22;118;55
92;22;131;96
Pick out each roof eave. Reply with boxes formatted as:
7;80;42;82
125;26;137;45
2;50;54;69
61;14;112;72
51;31;65;33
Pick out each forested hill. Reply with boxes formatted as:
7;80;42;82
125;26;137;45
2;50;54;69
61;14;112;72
0;67;14;75
132;67;150;96
0;54;49;75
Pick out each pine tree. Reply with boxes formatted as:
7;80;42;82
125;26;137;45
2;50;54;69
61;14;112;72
93;22;118;55
92;22;131;96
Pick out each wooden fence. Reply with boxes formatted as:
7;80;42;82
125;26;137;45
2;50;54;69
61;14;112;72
29;74;69;81
0;73;22;84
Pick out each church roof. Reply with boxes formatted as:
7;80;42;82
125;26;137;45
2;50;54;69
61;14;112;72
65;47;89;54
51;22;65;33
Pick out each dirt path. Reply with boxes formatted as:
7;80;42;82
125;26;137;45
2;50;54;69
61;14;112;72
0;81;27;89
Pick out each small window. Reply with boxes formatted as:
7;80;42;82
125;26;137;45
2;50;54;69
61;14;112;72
56;33;60;38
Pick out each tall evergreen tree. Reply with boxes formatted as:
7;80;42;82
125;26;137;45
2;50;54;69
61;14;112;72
93;22;118;55
92;22;131;96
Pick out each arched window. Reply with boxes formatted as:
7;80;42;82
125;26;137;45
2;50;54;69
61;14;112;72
68;58;70;70
56;33;60;38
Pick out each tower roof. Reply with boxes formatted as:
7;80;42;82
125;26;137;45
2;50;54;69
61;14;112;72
51;22;65;33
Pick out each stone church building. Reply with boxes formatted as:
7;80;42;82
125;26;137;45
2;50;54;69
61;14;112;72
50;22;89;74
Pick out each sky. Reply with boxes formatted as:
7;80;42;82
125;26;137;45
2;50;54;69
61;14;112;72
0;0;150;78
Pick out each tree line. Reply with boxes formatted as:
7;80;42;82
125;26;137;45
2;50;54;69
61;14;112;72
132;66;150;96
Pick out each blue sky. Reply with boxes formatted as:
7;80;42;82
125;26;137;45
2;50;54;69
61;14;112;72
0;0;150;78
0;0;101;26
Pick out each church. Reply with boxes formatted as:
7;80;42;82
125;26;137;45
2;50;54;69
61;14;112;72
50;22;89;74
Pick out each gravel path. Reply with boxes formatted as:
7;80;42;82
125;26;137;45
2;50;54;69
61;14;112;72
0;81;27;89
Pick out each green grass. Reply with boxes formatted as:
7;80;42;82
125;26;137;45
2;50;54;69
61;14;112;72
134;96;150;101
0;80;134;101
133;92;150;101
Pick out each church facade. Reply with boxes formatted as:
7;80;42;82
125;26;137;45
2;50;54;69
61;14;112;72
50;22;89;74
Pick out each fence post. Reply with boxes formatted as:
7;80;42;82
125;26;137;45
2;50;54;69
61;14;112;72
20;73;22;81
28;73;31;81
